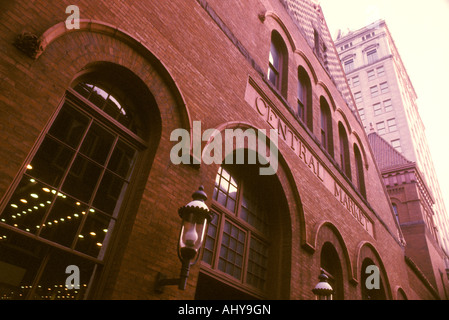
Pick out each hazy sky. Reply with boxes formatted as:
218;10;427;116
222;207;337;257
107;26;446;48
319;0;449;211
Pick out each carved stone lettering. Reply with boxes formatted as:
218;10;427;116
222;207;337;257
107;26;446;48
245;78;374;237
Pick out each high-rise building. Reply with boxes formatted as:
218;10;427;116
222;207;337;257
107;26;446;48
334;20;449;255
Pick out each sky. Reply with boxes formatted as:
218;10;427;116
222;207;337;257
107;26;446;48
319;0;449;211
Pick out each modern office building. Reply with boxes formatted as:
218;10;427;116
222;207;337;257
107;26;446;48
335;20;449;258
0;0;447;300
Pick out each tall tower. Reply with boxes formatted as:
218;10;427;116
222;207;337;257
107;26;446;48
334;20;449;254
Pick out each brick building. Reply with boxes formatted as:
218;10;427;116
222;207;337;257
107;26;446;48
369;132;449;299
0;0;447;300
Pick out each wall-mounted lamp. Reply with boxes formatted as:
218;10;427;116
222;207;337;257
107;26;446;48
312;270;334;300
155;186;212;293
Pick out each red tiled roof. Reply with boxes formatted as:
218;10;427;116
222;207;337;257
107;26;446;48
368;132;413;170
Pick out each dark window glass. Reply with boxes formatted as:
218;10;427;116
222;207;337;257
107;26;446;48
205;166;270;293
1;102;138;260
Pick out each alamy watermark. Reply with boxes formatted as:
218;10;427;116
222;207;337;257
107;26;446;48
65;5;80;30
365;265;380;290
170;121;279;176
65;265;80;290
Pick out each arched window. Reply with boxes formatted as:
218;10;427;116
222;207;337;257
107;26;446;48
0;63;155;300
297;66;313;130
392;203;400;225
267;31;288;97
320;242;344;300
354;144;366;198
320;97;334;157
338;123;351;179
196;163;287;299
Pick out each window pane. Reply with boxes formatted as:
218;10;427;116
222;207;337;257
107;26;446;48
202;212;219;265
29;137;75;187
75;210;114;258
89;86;108;109
228;184;237;200
240;186;268;234
219;177;229;193
212;167;239;213
33;250;95;300
247;237;268;290
107;140;137;180
93;171;128;216
367;49;378;64
0;177;55;234
297;100;305;121
80;123;115;165
269;42;280;70
268;66;278;87
373;103;382;115
218;221;245;280
61;156;103;203
0;228;47;300
49;104;89;149
344;59;354;72
39;195;86;247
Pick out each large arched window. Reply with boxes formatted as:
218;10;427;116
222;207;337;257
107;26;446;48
267;31;288;97
0;63;155;300
196;163;287;299
338;122;351;179
320;97;334;157
354;144;366;198
297;66;313;130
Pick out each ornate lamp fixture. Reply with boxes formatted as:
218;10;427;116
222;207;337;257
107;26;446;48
312;270;334;300
155;186;212;293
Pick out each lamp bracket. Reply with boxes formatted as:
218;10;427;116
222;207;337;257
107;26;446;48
154;273;181;293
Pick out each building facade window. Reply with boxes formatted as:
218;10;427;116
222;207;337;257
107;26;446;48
370;85;379;98
392;203;400;225
268;31;288;96
0;65;152;300
367;49;378;64
391;139;402;152
354;91;363;105
383;99;393;112
358;108;365;121
338;123;351;179
344;59;354;73
373;102;382;116
297;67;313;130
376;121;386;135
354;144;366;198
387;118;397;132
380;81;389;94
376;65;385;77
200;165;286;298
320;97;334;157
367;69;375;81
352;75;360;87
